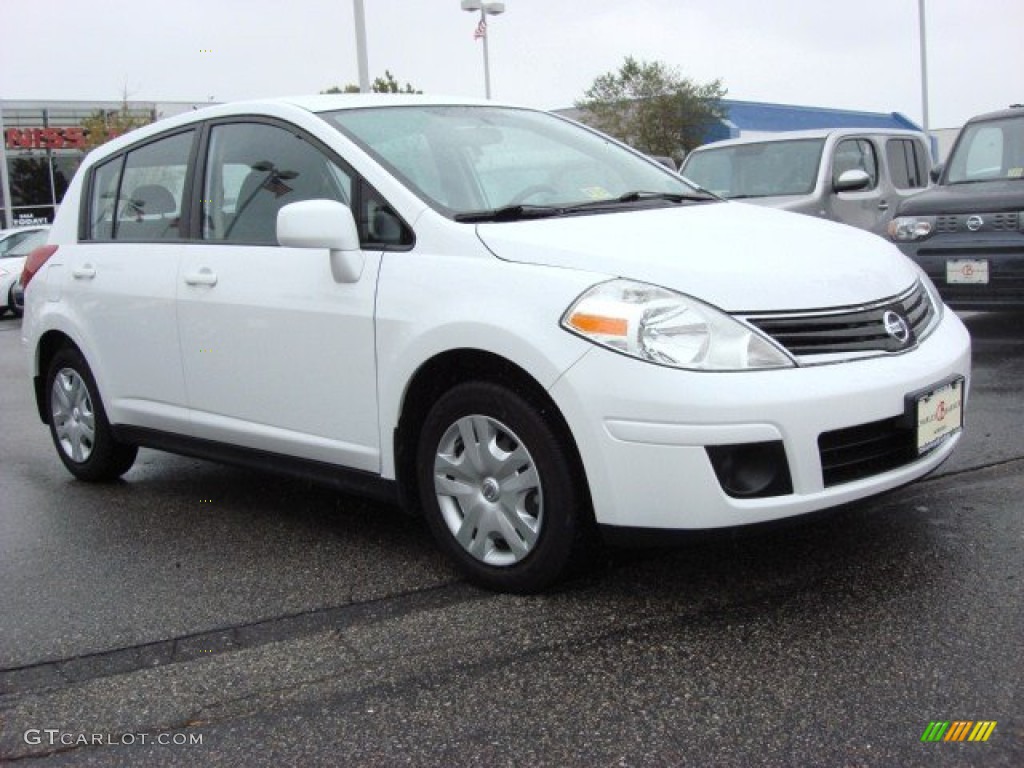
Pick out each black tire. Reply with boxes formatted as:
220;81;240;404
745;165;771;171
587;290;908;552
416;381;588;593
9;286;22;318
45;347;138;482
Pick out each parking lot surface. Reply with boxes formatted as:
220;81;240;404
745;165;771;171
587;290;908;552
1;311;1021;766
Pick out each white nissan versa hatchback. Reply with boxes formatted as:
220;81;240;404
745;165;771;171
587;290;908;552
22;96;970;592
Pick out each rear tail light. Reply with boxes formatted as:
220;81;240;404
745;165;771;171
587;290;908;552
20;245;59;291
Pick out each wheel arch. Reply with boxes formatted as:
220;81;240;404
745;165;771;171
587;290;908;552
393;348;594;522
33;330;79;424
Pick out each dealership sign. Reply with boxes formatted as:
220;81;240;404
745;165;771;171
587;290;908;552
5;127;88;150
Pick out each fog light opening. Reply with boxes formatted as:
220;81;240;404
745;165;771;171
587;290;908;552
706;441;793;499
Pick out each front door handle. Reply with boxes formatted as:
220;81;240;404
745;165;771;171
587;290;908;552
877;200;889;211
183;268;218;287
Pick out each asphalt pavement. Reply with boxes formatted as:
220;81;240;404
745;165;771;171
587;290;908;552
0;310;1021;766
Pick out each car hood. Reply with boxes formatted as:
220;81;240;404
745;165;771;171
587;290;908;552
896;179;1024;215
475;202;917;312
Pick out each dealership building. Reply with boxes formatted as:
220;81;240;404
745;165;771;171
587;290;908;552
0;100;203;229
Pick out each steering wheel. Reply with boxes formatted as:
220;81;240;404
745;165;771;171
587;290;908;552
508;184;558;205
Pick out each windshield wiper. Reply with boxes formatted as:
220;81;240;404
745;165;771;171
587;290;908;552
561;190;716;212
454;204;565;223
615;190;715;203
454;189;716;223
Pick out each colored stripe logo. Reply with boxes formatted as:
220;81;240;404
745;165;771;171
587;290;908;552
921;721;997;742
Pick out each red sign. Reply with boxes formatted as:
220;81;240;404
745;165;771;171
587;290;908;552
5;127;88;150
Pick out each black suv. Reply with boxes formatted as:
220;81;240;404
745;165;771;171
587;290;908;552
888;105;1024;309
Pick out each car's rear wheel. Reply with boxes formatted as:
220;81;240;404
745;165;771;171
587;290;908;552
416;381;587;593
45;347;138;481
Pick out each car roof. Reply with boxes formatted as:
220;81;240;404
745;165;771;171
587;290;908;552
72;94;529;161
963;105;1024;124
689;127;926;152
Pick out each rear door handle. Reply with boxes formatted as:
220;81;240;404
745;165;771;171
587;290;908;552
72;264;96;279
183;268;218;287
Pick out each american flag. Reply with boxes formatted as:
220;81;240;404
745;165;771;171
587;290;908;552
473;18;487;40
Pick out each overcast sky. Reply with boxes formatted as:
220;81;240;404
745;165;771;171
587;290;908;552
1;0;1019;130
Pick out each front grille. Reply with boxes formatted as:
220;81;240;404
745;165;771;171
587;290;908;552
744;282;935;361
818;417;917;487
933;212;1020;233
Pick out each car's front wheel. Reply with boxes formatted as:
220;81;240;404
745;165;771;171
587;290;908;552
416;381;588;593
45;347;138;481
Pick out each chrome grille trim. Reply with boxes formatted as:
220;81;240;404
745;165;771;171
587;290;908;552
742;282;937;364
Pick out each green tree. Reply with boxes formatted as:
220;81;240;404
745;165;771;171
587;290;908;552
81;101;155;151
576;57;726;161
322;70;421;95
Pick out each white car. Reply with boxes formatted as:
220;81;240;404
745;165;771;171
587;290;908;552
0;226;49;318
21;96;970;592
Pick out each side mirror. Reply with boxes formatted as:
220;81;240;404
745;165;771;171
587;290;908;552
929;163;944;183
833;169;871;193
277;200;364;283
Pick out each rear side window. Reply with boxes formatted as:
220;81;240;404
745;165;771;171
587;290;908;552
87;130;195;241
202;122;352;245
886;139;928;189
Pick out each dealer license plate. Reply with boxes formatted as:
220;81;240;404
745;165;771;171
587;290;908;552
946;259;989;284
915;378;964;454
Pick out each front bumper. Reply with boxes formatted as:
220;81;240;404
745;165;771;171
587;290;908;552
548;310;971;530
899;232;1024;308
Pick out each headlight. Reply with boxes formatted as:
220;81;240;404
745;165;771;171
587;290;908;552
561;279;794;371
888;216;935;241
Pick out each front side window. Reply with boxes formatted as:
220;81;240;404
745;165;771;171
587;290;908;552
682;139;825;199
202;122;352;245
832;139;878;189
324;106;693;216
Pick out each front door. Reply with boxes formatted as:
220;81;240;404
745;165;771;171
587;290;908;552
176;120;381;472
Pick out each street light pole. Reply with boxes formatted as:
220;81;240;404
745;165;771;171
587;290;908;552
353;0;370;93
918;0;930;134
461;1;505;99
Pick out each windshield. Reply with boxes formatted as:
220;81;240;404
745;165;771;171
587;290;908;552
946;115;1024;184
681;139;825;199
323;105;698;217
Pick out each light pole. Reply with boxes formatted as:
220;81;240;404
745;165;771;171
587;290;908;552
461;1;505;99
918;0;929;134
353;0;370;92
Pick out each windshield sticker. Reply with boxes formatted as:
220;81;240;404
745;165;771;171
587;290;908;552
581;186;614;200
1008;167;1023;178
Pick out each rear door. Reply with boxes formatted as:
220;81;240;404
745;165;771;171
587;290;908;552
63;129;194;432
883;136;931;216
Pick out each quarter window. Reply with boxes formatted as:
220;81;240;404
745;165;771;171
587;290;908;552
202;122;352;245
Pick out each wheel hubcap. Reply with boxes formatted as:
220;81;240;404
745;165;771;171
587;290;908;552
433;415;543;567
51;368;96;463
